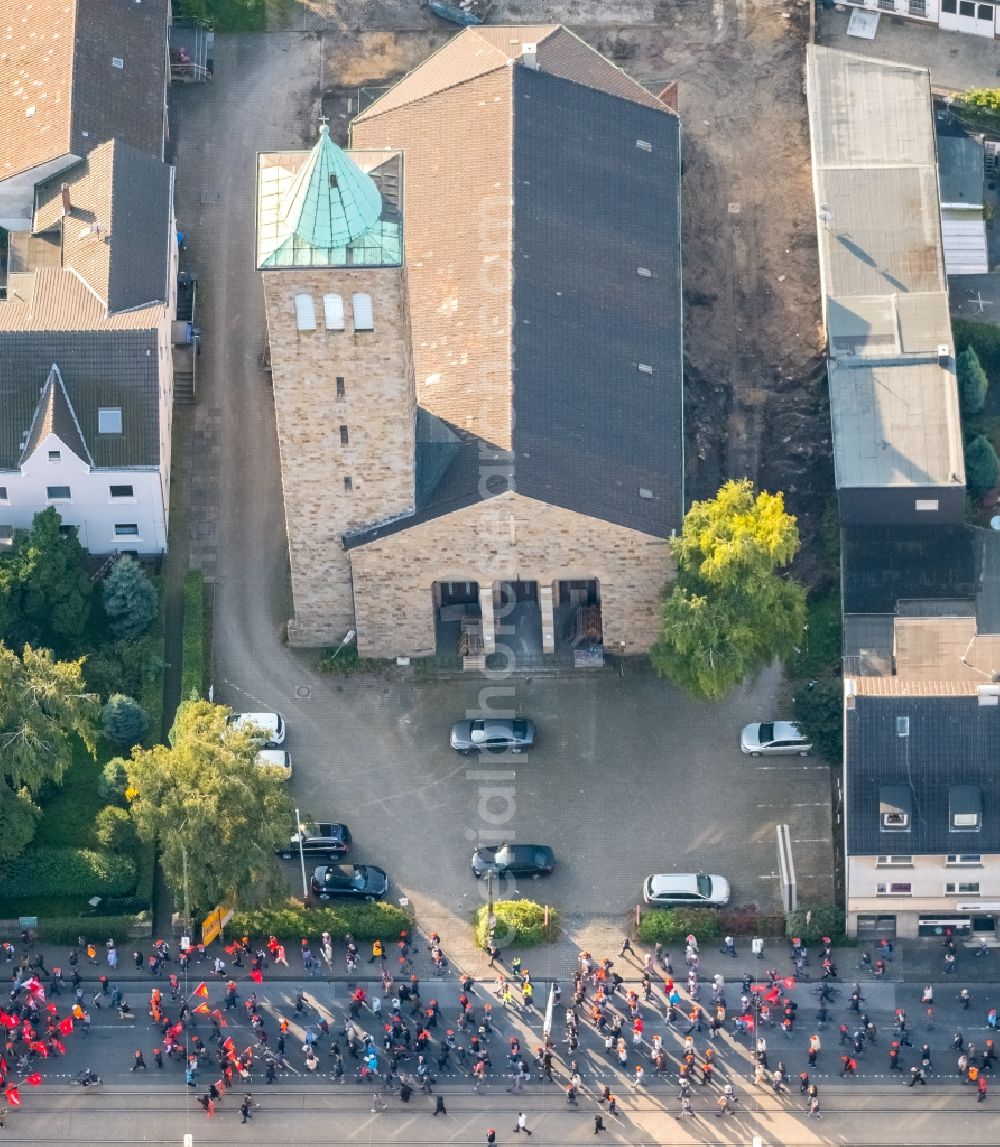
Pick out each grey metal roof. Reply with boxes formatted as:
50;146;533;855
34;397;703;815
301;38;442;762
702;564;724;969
806;46;962;493
0;330;160;470
847;694;1000;855
510;65;683;535
938;135;984;207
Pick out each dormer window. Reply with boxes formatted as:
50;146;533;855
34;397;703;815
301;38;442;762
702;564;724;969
950;785;982;833
48;450;61;462
98;407;123;434
880;784;912;833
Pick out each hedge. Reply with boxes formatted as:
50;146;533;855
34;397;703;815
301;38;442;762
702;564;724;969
139;575;165;743
231;902;411;944
637;908;722;944
785;905;847;945
36;915;149;946
180;569;206;701
0;847;137;900
473;899;558;949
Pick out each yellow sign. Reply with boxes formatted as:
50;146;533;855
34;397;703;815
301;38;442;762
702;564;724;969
201;905;234;946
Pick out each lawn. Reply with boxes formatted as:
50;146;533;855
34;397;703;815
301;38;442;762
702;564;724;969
35;737;107;849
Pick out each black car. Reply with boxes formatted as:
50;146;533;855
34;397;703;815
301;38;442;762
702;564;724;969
276;823;352;861
310;864;388;901
471;843;555;879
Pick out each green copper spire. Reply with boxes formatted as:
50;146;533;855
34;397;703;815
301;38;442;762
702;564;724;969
278;121;383;249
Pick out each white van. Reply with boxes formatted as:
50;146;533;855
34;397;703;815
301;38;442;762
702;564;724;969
256;750;292;778
227;711;285;747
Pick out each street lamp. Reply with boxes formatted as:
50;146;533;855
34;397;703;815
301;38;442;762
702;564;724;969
295;807;308;900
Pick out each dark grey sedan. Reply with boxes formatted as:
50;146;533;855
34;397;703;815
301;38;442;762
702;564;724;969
310;864;388;901
449;718;536;754
471;843;555;879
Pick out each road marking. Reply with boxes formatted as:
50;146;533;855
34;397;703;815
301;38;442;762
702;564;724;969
713;0;726;42
756;802;828;808
793;838;829;844
754;765;828;771
465;770;516;781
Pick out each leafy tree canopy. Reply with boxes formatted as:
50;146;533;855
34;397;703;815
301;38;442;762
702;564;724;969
122;700;294;913
651;480;807;700
0;643;99;860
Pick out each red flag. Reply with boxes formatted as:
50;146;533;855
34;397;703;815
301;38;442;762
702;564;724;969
782;977;796;989
46;1003;58;1014
225;944;236;955
5;1085;21;1106
50;1038;66;1055
59;1017;74;1034
223;1036;235;1052
25;1072;42;1086
250;969;263;983
30;1041;49;1058
194;1003;210;1015
0;1011;15;1029
194;982;209;999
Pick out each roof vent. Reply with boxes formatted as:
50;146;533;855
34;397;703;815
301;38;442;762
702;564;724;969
938;344;950;366
896;716;909;738
521;43;538;70
638;488;654;499
636;267;652;278
112;57;124;69
636;139;653;152
25;105;35;118
637;363;654;375
978;684;1000;706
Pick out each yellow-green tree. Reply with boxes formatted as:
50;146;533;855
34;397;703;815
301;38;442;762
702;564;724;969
0;643;99;859
651;480;807;700
119;700;293;913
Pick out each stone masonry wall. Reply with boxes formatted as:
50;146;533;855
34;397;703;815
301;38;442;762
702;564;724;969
347;490;675;657
262;266;415;646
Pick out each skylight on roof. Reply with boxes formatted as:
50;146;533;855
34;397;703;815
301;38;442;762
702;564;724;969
636;140;653;152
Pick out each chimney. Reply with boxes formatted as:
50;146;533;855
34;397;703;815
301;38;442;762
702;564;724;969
938;344;950;367
657;81;679;113
60;183;72;217
521;42;538;71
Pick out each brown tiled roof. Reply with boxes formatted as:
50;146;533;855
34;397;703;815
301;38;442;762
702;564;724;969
355;66;515;449
0;0;168;183
0;267;161;331
355;23;665;126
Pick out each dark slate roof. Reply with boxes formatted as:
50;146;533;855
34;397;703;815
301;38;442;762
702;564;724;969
937;135;984;206
847;694;1000;855
842;525;976;614
510;65;683;535
0;331;160;470
975;529;1000;636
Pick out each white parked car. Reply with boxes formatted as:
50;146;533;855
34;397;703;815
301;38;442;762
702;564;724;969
256;749;292;778
227;711;285;747
643;872;731;907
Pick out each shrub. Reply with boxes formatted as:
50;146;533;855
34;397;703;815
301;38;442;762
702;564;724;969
637;908;722;944
231;901;412;944
473;899;558;949
964;87;1000;113
82;636;162;703
97;757;129;803
102;694;149;747
792;676;843;763
94;806;136;852
953;320;1000;385
0;847;136;898
958;345;990;415
785;905;847;944
181;569;205;700
965;433;1000;494
102;556;159;639
717;905;786;938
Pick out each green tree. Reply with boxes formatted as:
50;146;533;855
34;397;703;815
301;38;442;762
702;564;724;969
965;433;1000;494
93;804;137;852
651;480;807;700
122;700;293;913
0;508;92;652
102;556;158;639
97;756;129;803
792;676;843;763
958;345;989;415
0;643;99;860
102;694;149;747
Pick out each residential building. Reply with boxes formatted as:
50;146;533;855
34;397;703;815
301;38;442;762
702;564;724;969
806;46;965;527
257;25;683;662
837;0;999;40
0;0;176;555
845;615;1000;942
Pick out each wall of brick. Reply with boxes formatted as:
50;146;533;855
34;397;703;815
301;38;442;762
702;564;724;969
347;490;675;656
262;266;415;646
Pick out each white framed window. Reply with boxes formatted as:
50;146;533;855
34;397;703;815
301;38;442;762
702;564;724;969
945;881;980;896
323;293;345;331
952;812;981;832
114;524;139;537
876;882;912;896
876;855;913;866
0;487;7;503
109;485;134;500
908;0;927;14
98;407;123;434
47;486;71;501
352;292;374;332
915;498;938;511
293;293;317;332
48;450;61;462
947;854;982;866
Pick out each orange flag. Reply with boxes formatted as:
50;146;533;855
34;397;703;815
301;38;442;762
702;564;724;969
194;1003;210;1015
194;982;209;998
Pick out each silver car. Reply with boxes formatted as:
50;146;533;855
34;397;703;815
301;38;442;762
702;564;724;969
643;872;731;907
449;718;536;754
740;721;811;757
